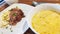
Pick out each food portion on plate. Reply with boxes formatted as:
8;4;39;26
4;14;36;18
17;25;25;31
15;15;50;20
0;7;25;28
9;7;25;25
32;10;60;34
0;11;10;28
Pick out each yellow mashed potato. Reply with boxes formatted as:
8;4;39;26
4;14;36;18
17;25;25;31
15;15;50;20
32;10;60;34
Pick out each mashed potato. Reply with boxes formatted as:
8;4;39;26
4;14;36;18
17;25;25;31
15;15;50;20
32;10;60;34
0;11;10;28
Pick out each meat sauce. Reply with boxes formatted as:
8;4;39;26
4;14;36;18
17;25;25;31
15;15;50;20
9;8;25;25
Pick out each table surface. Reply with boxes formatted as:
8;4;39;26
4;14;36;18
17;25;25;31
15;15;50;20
18;0;60;5
18;0;60;34
0;0;60;34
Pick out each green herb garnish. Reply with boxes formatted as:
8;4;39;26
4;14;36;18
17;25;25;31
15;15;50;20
10;26;13;32
13;13;17;16
11;30;13;32
6;27;8;29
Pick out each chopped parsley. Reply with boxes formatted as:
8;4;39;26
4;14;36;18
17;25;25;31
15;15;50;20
13;13;17;16
10;26;13;32
6;27;8;29
10;29;13;32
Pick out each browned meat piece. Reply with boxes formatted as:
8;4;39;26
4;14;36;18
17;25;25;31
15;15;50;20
9;8;25;25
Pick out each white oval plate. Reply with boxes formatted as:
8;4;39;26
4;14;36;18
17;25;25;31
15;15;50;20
0;3;34;34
